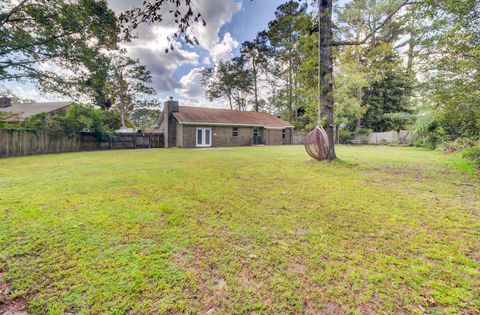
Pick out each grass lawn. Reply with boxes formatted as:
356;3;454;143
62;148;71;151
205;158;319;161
0;145;478;314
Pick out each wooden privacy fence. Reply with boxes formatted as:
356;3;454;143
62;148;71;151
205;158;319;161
0;129;164;158
0;129;80;157
80;132;164;151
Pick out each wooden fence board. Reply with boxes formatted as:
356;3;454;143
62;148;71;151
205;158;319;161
0;129;164;158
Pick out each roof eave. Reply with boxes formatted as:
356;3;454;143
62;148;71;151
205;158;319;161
177;121;294;129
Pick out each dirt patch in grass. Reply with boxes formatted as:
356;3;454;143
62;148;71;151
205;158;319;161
0;272;27;315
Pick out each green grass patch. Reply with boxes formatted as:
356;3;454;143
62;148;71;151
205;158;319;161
0;145;478;313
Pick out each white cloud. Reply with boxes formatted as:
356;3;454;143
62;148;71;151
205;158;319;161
191;0;242;50
210;32;239;63
175;67;205;98
121;24;200;92
6;85;71;102
175;68;230;109
112;0;241;94
178;97;229;109
11;86;45;101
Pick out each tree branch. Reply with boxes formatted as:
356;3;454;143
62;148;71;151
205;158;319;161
0;0;30;27
331;0;417;46
0;31;79;57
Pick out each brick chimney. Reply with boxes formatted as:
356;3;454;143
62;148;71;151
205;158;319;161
0;97;11;108
163;97;179;147
164;96;179;113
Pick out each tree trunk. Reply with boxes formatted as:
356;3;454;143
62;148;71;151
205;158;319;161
318;0;336;160
407;41;414;72
227;93;233;110
335;124;340;144
355;19;362;132
288;56;293;120
406;6;416;73
119;96;127;128
117;71;127;128
253;56;259;112
119;92;127;128
292;77;298;121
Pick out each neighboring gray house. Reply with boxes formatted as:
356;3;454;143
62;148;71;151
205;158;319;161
155;98;294;148
0;97;73;122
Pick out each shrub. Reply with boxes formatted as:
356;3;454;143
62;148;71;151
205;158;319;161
0;112;15;128
440;138;480;170
52;105;121;139
339;129;354;143
462;147;480;161
413;114;450;148
441;138;478;153
8;104;121;140
357;127;372;135
459;140;480;167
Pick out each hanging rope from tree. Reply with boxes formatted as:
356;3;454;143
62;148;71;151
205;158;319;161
304;0;330;161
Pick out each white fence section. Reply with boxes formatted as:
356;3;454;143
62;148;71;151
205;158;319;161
291;129;413;145
368;131;398;144
357;130;413;145
292;131;305;144
398;130;413;143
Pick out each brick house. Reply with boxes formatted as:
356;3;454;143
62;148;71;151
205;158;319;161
156;98;294;148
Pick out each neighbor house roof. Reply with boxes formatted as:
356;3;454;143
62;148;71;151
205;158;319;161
0;101;73;121
172;106;294;129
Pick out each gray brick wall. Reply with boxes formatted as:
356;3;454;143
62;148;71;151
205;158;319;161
264;128;292;145
213;126;253;147
180;125;254;148
176;123;184;147
177;125;292;147
265;129;281;145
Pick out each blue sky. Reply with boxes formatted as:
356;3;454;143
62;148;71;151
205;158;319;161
221;1;285;47
173;0;284;82
4;0;288;107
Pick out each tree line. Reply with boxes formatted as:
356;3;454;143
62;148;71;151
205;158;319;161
200;0;479;159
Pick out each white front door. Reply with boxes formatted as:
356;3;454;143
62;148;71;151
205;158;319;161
196;127;212;147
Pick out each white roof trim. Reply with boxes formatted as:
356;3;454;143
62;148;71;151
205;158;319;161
177;121;294;128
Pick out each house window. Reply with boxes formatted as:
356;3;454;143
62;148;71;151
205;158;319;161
282;129;286;139
232;127;239;138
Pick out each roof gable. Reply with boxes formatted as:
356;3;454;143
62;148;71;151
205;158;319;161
0;101;73;121
172;106;293;129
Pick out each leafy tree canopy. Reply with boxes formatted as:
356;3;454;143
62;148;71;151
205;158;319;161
107;49;156;127
0;0;118;107
17;104;121;138
201;57;253;111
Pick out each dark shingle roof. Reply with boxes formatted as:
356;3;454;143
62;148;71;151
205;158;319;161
173;106;293;129
0;101;73;121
